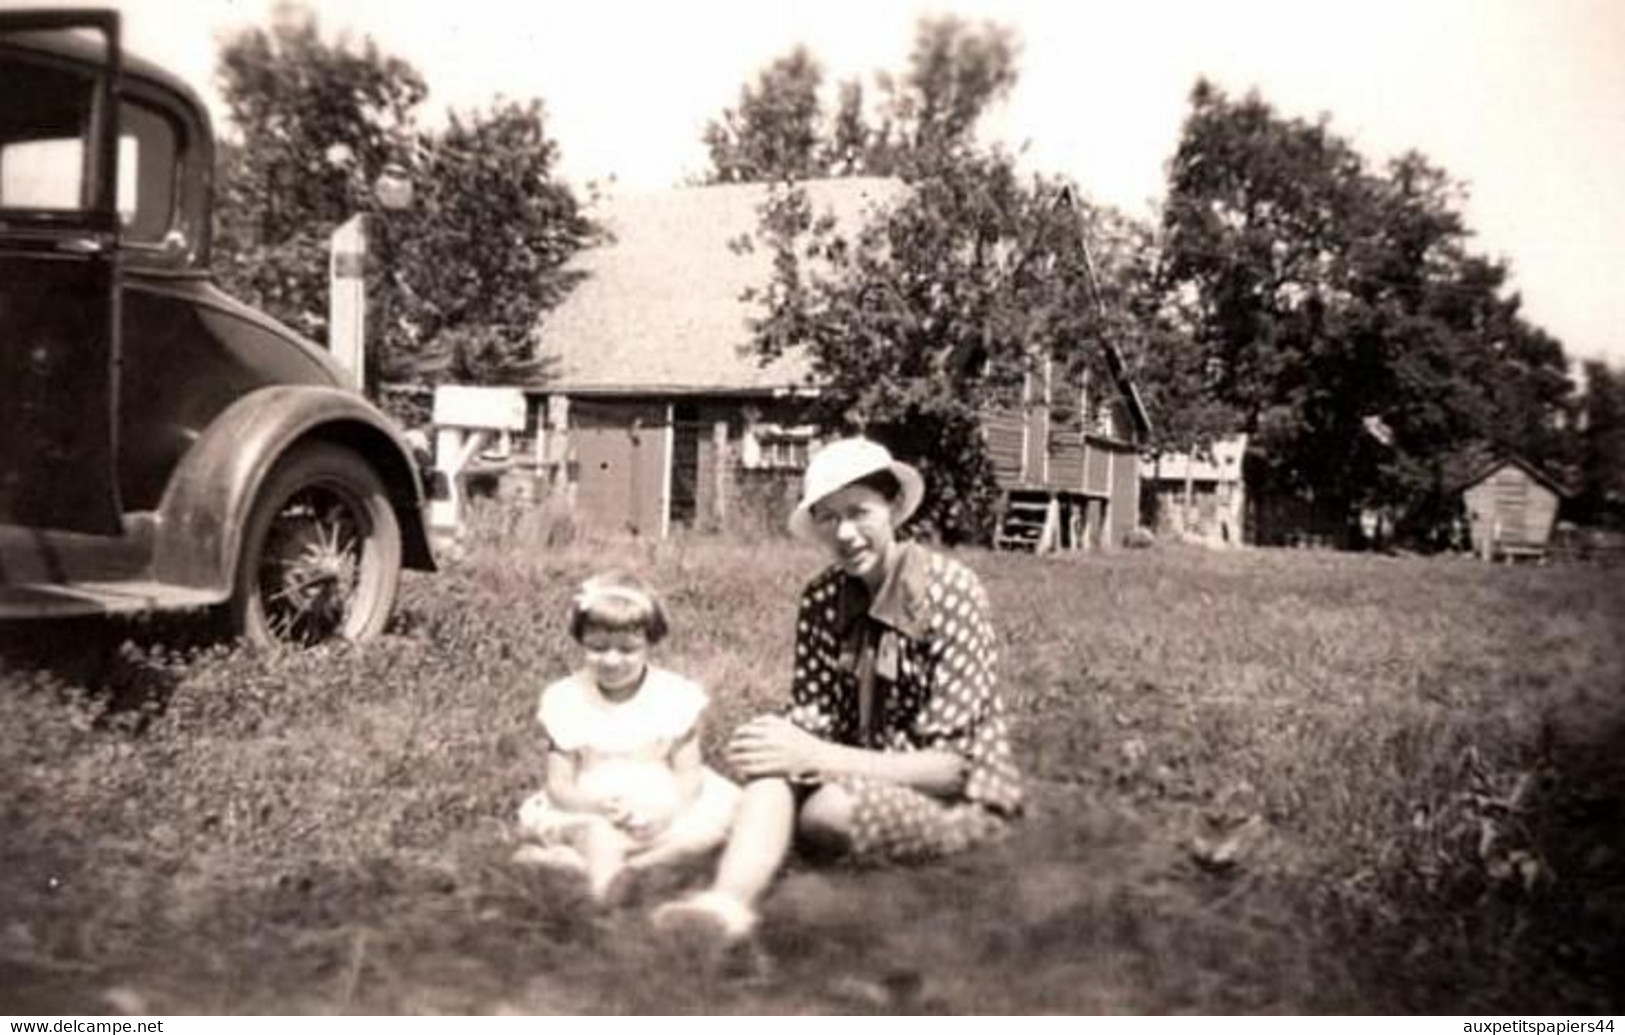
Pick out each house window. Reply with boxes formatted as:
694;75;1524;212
1093;402;1118;438
742;424;816;470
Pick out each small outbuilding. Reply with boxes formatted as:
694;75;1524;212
1459;455;1570;562
984;357;1150;552
1139;435;1249;546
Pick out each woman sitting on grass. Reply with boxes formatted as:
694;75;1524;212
654;437;1024;941
514;571;740;901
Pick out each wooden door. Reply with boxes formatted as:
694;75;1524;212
571;400;669;537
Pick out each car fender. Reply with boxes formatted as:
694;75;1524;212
152;385;436;594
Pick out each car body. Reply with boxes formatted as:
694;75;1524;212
0;10;434;644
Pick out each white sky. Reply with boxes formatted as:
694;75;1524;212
12;0;1623;367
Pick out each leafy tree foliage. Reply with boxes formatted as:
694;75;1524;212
746;160;1132;543
375;101;595;384
213;5;592;393
213;8;424;347
215;9;425;238
1575;361;1625;526
1093;210;1237;462
877;15;1019;175
713;18;1129;544
1158;81;1573;544
702;16;1018;184
717;36;1583;549
704;46;826;183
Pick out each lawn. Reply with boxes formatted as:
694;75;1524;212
2;520;1621;1014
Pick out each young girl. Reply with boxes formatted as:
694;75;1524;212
515;571;739;901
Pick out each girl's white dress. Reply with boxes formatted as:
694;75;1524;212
517;666;738;851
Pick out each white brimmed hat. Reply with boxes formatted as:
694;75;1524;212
787;437;925;541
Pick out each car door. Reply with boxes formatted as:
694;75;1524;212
0;11;123;534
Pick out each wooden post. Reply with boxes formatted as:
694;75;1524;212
1183;460;1195;535
1151;452;1163;534
327;215;366;391
548;395;572;501
429;427;489;537
712;420;729;525
1038;495;1060;553
1039;356;1053;486
659;405;674;540
532;398;547;486
428;386;527;540
1105;447;1117;548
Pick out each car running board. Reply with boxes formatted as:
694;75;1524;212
0;581;224;619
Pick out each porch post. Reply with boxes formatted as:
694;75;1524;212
712;420;729;524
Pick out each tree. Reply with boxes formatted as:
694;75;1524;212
213;4;593;393
875;15;1019;176
1158;80;1573;544
703;46;826;183
713;20;1172;543
213;5;425;344
1098;208;1237;462
378;100;596;385
745;157;1132;543
1575;360;1625;526
700;16;1019;184
215;5;425;240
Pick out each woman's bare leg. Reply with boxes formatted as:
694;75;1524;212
792;784;855;856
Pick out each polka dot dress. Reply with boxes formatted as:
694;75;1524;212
786;543;1023;863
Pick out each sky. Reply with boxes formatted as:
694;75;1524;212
12;0;1623;367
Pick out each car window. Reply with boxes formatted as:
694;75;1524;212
0;51;97;213
116;102;178;241
0;52;176;240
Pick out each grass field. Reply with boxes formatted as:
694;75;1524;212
2;517;1622;1014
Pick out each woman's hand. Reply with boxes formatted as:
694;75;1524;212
727;715;829;779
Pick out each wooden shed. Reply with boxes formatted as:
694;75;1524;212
1459;456;1569;562
1140;435;1249;545
984;354;1151;552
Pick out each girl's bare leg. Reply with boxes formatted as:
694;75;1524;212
579;816;631;902
628;769;742;872
711;777;796;908
625;822;715;871
650;778;796;941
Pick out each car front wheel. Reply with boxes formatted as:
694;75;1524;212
229;441;402;647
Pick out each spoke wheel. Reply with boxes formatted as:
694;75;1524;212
231;442;401;647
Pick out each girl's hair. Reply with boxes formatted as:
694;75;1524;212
849;468;903;503
569;571;669;644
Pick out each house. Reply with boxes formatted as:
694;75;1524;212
1139;435;1249;546
1458;455;1571;561
524;178;1149;543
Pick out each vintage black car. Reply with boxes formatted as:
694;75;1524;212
0;11;435;645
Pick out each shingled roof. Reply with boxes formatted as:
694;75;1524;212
534;178;906;394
